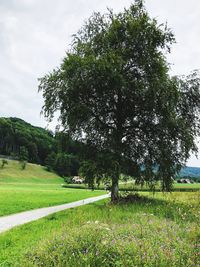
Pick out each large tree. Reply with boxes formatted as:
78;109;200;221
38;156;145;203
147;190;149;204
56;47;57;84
39;0;200;201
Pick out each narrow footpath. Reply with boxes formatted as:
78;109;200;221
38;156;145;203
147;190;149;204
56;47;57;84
0;194;110;234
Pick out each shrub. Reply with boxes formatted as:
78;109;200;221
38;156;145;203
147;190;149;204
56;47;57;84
1;159;8;169
63;176;73;184
20;160;27;170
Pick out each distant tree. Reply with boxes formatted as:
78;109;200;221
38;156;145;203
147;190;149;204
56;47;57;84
19;146;28;170
27;142;39;163
20;160;27;170
0;117;54;165
79;161;97;189
55;132;82;155
45;152;57;171
36;138;52;164
39;0;200;201
54;153;79;177
1;159;8;169
19;146;28;161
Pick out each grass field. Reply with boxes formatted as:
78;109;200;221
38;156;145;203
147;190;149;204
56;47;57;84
63;181;200;192
0;159;62;181
0;159;199;266
0;160;105;216
0;191;199;266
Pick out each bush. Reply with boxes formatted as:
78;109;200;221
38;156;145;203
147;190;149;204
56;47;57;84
63;176;73;184
20;160;27;170
1;159;8;169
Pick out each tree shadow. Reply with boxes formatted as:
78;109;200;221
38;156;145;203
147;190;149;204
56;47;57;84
92;192;199;224
120;193;198;223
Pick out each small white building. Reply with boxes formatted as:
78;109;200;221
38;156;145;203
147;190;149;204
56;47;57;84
72;176;84;184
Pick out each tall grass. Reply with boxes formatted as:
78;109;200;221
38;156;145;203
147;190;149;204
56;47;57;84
18;192;199;267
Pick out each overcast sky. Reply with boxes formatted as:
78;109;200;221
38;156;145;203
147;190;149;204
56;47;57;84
0;0;199;166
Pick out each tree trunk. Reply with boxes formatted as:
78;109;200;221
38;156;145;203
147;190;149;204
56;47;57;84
111;175;119;202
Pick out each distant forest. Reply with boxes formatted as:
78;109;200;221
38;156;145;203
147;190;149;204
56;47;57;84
0;117;83;177
0;117;200;180
0;117;53;164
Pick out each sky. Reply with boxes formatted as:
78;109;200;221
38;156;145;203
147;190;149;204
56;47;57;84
0;0;199;166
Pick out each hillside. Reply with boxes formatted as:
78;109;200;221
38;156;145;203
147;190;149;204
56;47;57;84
180;166;200;178
0;117;82;178
0;117;54;164
0;159;63;184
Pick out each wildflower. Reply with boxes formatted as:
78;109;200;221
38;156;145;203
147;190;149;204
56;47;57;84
102;240;108;245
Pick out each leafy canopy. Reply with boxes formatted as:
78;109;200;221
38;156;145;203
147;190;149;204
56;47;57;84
39;0;200;198
0;117;54;164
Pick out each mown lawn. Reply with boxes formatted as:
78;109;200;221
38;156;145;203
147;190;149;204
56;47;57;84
63;181;200;192
0;183;105;216
0;159;62;181
0;160;105;216
0;191;199;266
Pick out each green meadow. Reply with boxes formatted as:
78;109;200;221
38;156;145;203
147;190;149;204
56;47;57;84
63;181;200;191
0;160;104;216
0;159;199;266
0;159;62;181
0;191;199;266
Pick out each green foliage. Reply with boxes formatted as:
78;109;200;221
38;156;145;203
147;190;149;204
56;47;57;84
1;159;8;169
55;132;82;155
39;0;200;200
20;160;27;170
44;132;84;176
45;152;57;171
63;176;73;184
0;117;54;164
19;146;28;161
79;153;121;189
191;177;200;183
79;160;97;189
19;146;29;170
54;153;79;177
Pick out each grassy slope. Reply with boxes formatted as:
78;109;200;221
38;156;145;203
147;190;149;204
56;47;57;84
0;159;62;182
0;192;199;266
0;160;105;216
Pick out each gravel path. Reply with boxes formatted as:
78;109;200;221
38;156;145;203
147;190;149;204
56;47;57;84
0;194;110;234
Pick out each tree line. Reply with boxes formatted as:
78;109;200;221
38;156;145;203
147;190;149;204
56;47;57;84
0;117;134;185
0;117;53;164
0;117;92;178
